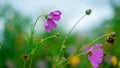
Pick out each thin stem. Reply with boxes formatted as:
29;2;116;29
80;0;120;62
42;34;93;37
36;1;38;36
31;15;45;39
28;34;57;56
29;55;33;68
56;14;87;66
57;52;85;66
103;42;109;50
28;35;56;67
39;35;57;44
60;14;86;55
57;32;112;66
35;35;57;49
87;33;111;47
23;60;26;68
29;15;45;49
28;15;45;68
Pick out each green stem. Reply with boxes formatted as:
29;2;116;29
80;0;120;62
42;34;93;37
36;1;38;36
31;15;45;37
28;34;57;56
23;60;26;68
60;14;86;55
28;15;45;68
29;15;45;48
39;35;57;44
28;35;56;67
56;14;87;66
57;32;112;66
87;33;111;47
29;55;33;68
35;35;57;49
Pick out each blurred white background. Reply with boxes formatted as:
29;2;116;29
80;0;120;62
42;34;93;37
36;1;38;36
0;0;114;34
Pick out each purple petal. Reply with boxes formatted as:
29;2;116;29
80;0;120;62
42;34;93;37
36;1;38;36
49;13;61;21
88;44;104;68
49;10;61;21
88;56;98;68
52;15;61;21
92;54;102;64
93;49;104;57
94;44;102;49
54;10;62;15
44;20;51;33
47;19;57;29
89;44;102;51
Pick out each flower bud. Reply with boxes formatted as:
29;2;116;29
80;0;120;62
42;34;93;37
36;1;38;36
23;54;28;60
85;9;92;15
106;37;114;44
111;32;116;37
103;52;107;56
45;15;48;19
55;33;60;37
62;45;66;49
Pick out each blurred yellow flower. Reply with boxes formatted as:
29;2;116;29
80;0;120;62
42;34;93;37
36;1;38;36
111;56;117;66
69;55;80;66
118;61;120;67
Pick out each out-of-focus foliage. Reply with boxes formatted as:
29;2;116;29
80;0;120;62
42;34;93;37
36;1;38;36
0;5;31;68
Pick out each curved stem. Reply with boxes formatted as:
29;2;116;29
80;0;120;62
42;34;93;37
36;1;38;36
87;33;111;47
60;14;86;55
28;35;57;67
34;35;57;50
28;15;45;68
28;34;57;56
31;15;45;38
57;32;112;66
29;15;45;49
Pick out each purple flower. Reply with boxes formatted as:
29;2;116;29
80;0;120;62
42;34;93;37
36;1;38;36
44;10;62;33
88;44;104;68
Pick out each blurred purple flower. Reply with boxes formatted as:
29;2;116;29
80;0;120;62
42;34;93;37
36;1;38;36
44;10;62;33
88;44;104;68
82;45;89;53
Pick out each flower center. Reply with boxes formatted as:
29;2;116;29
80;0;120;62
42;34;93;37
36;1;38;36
88;51;93;56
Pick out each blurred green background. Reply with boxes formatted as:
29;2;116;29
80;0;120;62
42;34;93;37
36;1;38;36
0;1;120;68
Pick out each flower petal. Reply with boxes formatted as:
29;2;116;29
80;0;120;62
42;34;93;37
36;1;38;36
93;49;104;57
49;10;61;21
88;44;104;68
52;15;61;21
47;19;57;29
92;54;102;64
54;10;62;15
89;44;102;51
44;20;51;33
88;56;98;68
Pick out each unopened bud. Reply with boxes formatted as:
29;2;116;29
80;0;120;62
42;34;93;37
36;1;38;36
111;32;116;37
85;9;92;15
62;45;66;49
106;37;114;44
23;54;28;60
45;15;48;19
55;33;60;37
103;52;107;56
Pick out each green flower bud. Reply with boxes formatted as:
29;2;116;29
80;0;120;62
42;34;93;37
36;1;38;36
85;9;92;15
111;32;116;37
55;33;60;37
